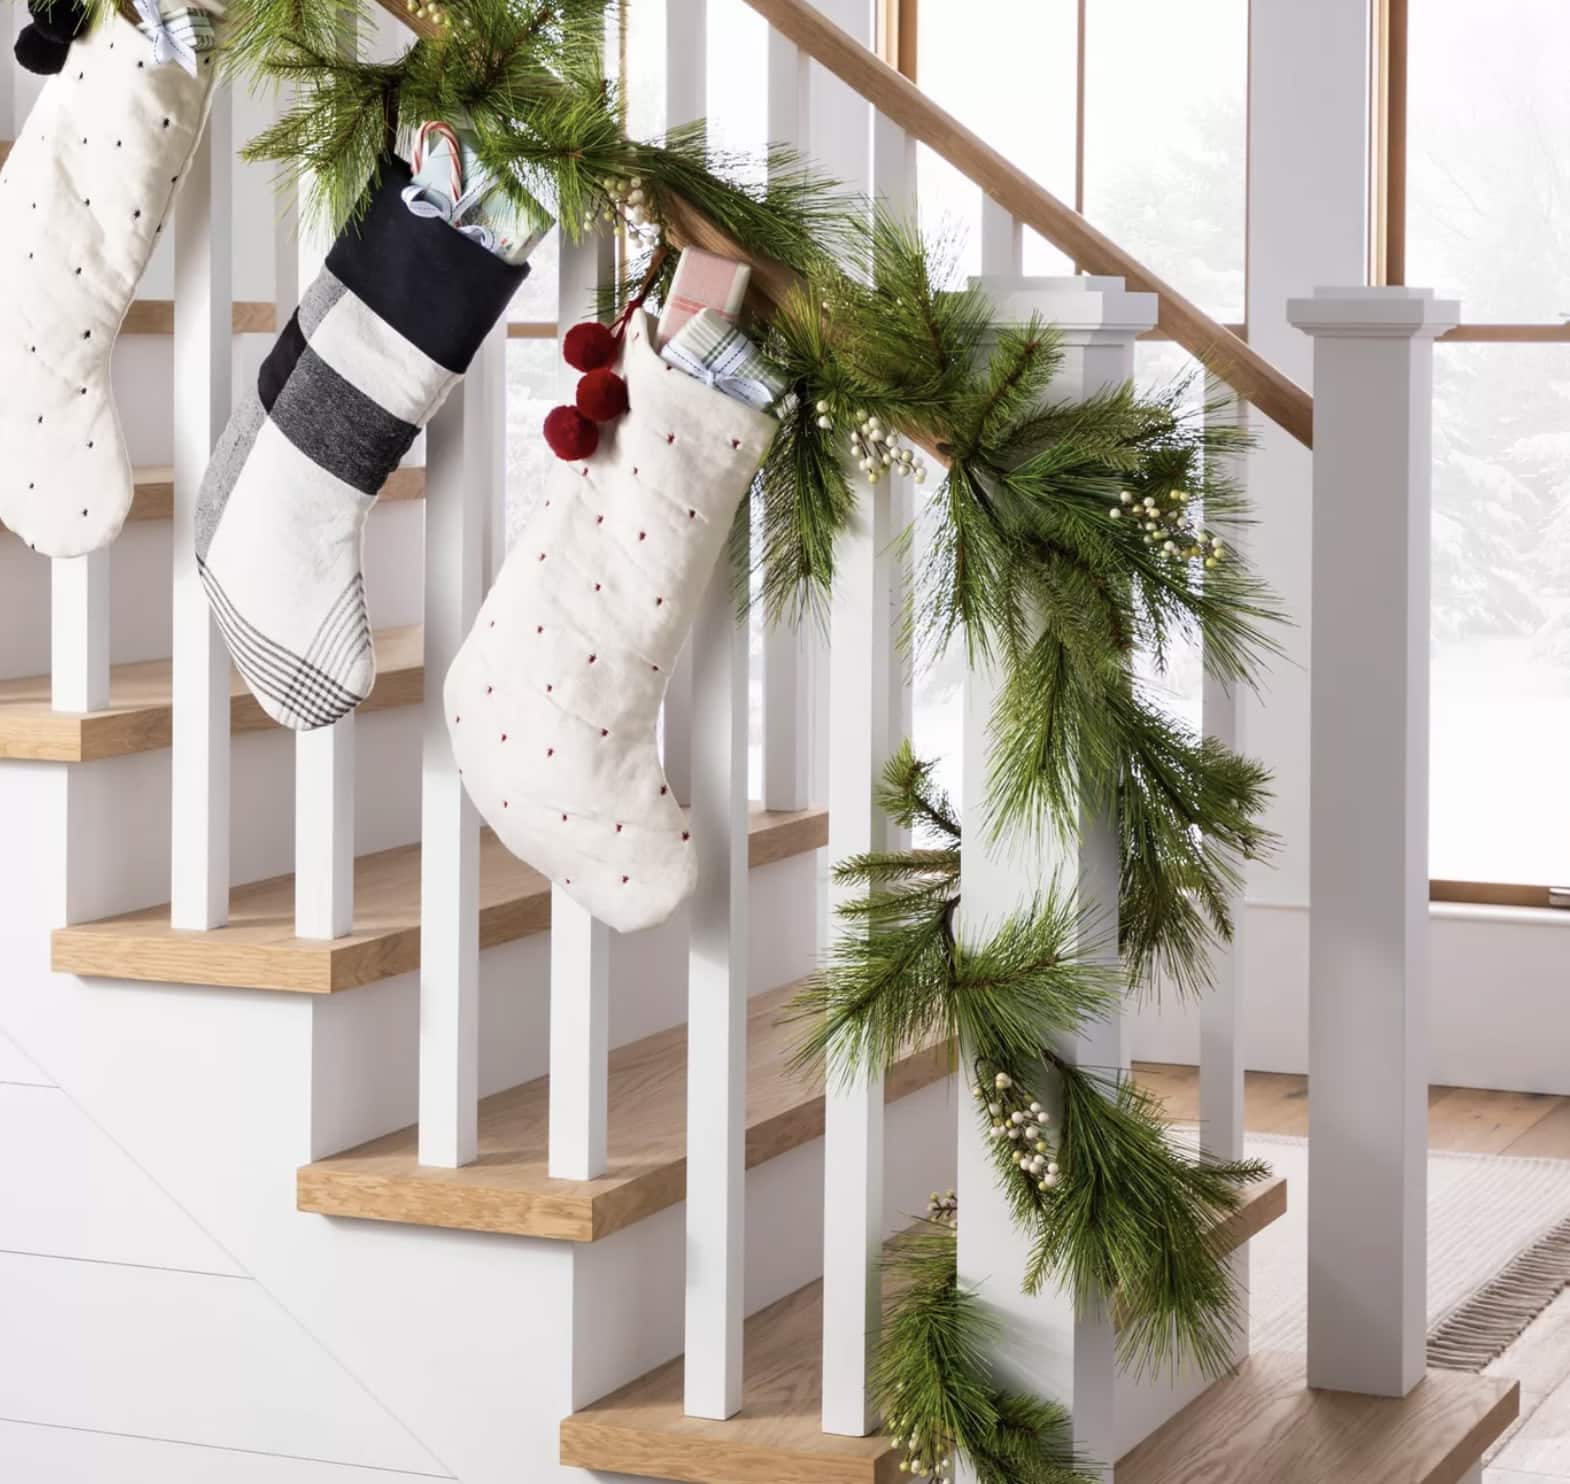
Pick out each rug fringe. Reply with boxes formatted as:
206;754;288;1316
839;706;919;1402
1428;1213;1570;1371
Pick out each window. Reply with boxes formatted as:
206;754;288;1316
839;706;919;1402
1383;0;1570;896
909;0;1246;780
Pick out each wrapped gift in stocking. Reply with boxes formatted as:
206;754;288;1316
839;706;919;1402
444;309;777;934
195;155;528;730
0;0;221;556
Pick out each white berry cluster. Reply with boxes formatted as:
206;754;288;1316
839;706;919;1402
927;1189;958;1224
813;403;929;487
584;176;664;247
1107;488;1228;569
974;1072;1059;1194
884;1404;952;1482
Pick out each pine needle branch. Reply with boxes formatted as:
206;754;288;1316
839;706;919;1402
874;1223;1101;1484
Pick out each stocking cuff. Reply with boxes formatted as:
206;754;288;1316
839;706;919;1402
327;156;531;375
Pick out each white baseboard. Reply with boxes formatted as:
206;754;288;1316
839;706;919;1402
1129;899;1570;1095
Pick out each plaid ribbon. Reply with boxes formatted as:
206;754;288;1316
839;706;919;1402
660;309;788;414
133;0;217;76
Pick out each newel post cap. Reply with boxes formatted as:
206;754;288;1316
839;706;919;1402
1287;285;1460;339
969;273;1158;342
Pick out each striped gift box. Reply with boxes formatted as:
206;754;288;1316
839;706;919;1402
659;308;788;414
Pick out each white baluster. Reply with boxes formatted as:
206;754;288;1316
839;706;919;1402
955;273;1154;1482
1288;285;1457;1397
295;722;355;937
417;324;502;1168
46;0;110;719
683;538;751;1420
821;458;896;1438
1198;379;1248;1165
873;107;916;837
657;0;707;808
760;29;812;814
286;63;356;940
818;103;916;1441
980;194;1023;278
50;553;109;713
548;230;614;1182
171;86;233;930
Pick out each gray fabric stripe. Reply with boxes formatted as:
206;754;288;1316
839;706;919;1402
297;269;348;341
193;390;267;562
268;346;419;497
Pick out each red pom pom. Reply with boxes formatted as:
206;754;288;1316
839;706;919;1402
544;405;599;461
563;321;617;373
576;369;629;423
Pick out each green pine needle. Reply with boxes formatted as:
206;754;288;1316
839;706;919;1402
1021;1057;1270;1379
873;1224;1100;1484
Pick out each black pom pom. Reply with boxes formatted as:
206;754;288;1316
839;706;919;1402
15;26;69;74
16;0;89;74
28;0;90;40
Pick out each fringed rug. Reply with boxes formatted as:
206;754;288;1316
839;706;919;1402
1240;1131;1570;1371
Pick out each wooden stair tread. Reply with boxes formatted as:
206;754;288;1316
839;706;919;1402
3;465;424;535
0;625;422;763
298;977;944;1244
1115;1349;1518;1484
52;805;827;994
123;463;424;524
120;299;277;335
558;1180;1289;1481
561;1262;893;1483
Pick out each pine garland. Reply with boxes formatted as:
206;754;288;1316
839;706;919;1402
788;744;1270;1478
874;1223;1099;1484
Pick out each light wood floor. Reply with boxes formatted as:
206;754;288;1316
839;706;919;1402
1131;1063;1570;1159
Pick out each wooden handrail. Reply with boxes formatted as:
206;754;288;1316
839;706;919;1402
737;0;1313;448
367;0;1311;447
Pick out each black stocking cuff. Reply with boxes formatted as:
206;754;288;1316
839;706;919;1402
327;156;532;376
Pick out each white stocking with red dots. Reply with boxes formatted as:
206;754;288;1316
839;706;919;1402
444;310;777;935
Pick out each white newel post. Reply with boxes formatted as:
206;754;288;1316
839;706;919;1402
171;85;234;930
1288;286;1457;1398
956;275;1154;1483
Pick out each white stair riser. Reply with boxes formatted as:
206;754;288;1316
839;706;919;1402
0;712;422;922
311;851;821;1157
570;1076;958;1415
0;497;424;680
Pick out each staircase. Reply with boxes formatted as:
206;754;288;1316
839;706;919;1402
0;2;1521;1483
